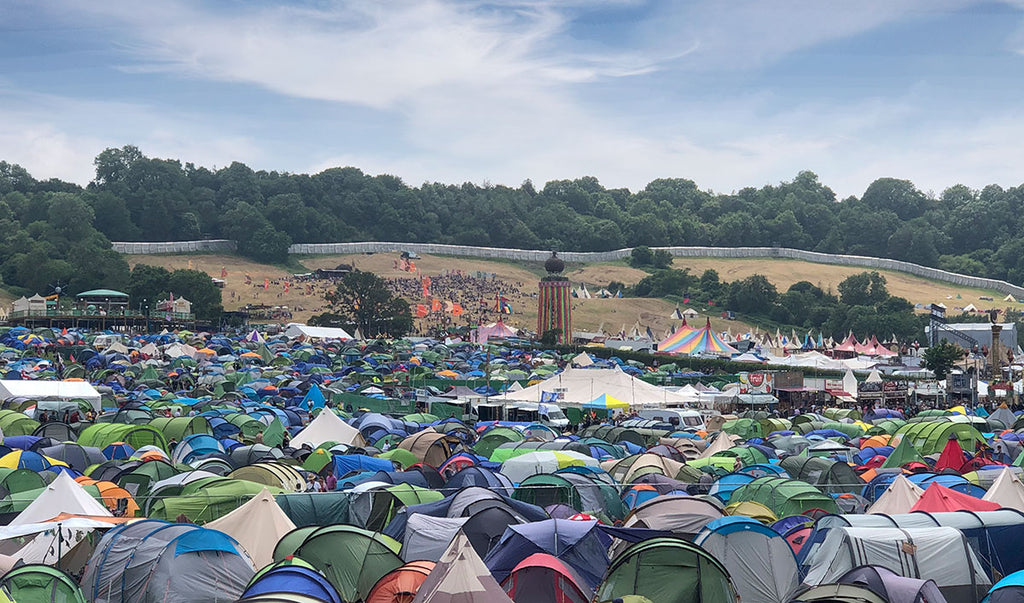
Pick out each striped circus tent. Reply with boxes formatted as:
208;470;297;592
658;319;739;357
656;320;697;352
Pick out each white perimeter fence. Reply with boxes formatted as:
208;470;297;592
111;240;1024;299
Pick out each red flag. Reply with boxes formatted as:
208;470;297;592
451;303;464;317
264;278;269;291
421;277;431;298
221;267;227;278
416;304;428;318
431;298;442;313
284;281;290;293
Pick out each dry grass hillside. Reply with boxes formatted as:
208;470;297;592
126;251;1012;334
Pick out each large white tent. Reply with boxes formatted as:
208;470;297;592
496;366;695;407
0;380;102;412
290;408;365;448
283;323;353;340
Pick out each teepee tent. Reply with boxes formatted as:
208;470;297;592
206;488;295;568
12;471;111;525
291;409;365;449
866;475;924;515
412;531;513;602
982;467;1024;511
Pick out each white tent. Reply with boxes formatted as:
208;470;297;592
206;488;295;568
283;323;353;341
866;474;924;515
12;471;111;526
982;467;1024;512
0;380;103;412
802;527;991;602
290;409;365;449
496;366;695;407
499;451;599;483
401;514;467;562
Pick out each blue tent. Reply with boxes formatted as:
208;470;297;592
483;519;610;589
241;565;341;603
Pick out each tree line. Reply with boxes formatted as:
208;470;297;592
1;145;1022;305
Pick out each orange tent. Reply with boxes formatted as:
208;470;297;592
859;434;891;449
75;477;140;517
366;560;435;603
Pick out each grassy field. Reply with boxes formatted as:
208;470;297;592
126;251;1013;333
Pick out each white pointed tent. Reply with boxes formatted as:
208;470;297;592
290;408;365;449
12;471;111;525
206;488;295;568
982;467;1024;511
411;531;513;603
866;474;924;515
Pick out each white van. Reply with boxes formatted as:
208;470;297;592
636;408;705;431
507;402;570;429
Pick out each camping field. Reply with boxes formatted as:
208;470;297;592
124;251;1012;332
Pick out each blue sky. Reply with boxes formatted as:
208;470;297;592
3;0;1024;198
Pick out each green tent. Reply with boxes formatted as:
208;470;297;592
377;448;419;469
728;476;838;518
275;494;351;529
289;525;403;602
147;477;279;523
596;538;737;603
78;423;168;452
0;410;39;437
779;455;864;494
0;468;46;495
361;483;443;531
148;416;212;441
880;436;925;469
721;418;761;440
892;420;985;455
0;564;86;603
474;427;524;459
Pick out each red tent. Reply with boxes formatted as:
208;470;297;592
834;334;859;353
500;552;592;603
934;437;967;472
909;483;1000;513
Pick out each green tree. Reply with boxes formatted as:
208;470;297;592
837;272;888;306
127;264;172;307
922;340;966;379
652;249;673;269
322;270;413;337
727;274;778;314
629;246;654;267
167;269;223;320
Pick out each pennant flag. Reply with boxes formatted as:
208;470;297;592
264;278;269;290
262;418;285;447
302;384;327;410
416;304;429;318
284;281;290;293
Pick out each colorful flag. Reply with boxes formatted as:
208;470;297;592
284;281;290;293
451;303;464;317
500;301;513;315
264;278;269;291
541;391;559;403
431;298;442;313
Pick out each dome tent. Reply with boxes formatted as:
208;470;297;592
595;537;737;603
81;519;255;603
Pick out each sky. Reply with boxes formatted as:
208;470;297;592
3;0;1024;198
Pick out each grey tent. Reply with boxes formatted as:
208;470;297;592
81;519;255;603
836;566;946;603
694;517;799;603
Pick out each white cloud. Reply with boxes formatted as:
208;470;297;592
0;89;264;184
6;0;1023;201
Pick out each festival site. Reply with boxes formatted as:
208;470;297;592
0;243;1015;603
